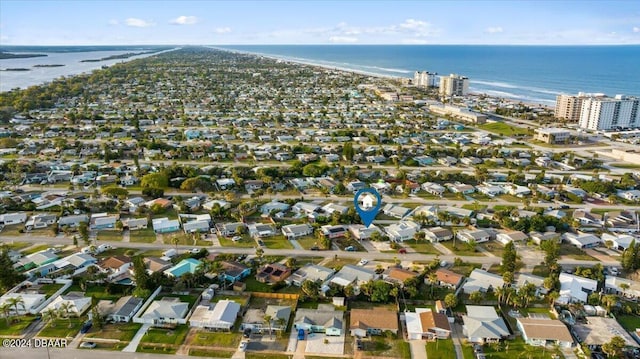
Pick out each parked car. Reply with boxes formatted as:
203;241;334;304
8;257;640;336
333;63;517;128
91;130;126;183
298;328;305;340
345;246;355;251
358;259;368;266
79;342;96;349
310;246;320;251
239;341;248;352
398;248;407;254
80;321;92;334
356;339;363;350
257;239;265;247
243;328;252;338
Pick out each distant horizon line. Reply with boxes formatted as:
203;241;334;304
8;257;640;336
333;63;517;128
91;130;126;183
2;43;640;47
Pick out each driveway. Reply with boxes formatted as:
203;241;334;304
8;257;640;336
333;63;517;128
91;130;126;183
122;323;151;352
305;333;344;355
409;339;427;359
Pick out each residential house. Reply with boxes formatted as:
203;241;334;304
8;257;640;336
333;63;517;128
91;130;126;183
515;274;547;296
144;257;172;274
447;183;476;195
349;224;383;240
52;253;97;274
563;232;601;249
382;204;411;219
164;258;202;278
25;213;57;230
293;202;321;217
605;276;640;299
328;264;376;289
190;300;241;331
256;263;292;283
383;267;419;287
421;182;445;197
321;225;347;239
0;212;27;225
202;199;231;211
17;249;59;271
145;198;173;210
265;305;292;331
281;223;313;239
424;227;453;242
572;210;603;227
457;229;491;244
435;268;464;290
517;318;573;348
90;213;118;230
242;305;292;333
350;308;399;337
216;178;236;190
618;189;640;201
0;293;46;315
138;297;190;326
152;218;180;233
98;255;132;281
248;223;277;238
558;273;598;304
43;293;91;316
124;218;148;231
462;306;510;343
181;214;211;234
293;306;343;336
287;264;334;287
529;231;561;245
385;221;420;242
322;203;349;215
57;214;89;228
216;222;246;237
221;261;251;283
601;233;635;250
406;308;451;340
260;201;290;215
496;231;529;245
462;269;504;294
101;296;144;322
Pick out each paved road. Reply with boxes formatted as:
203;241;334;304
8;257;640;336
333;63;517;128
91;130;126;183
0;234;620;269
0;347;205;359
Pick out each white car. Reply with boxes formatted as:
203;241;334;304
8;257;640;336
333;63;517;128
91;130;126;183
358;259;368;266
239;341;248;351
79;342;96;349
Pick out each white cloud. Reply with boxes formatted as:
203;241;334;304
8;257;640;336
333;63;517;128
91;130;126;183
108;19;119;26
125;18;154;28
486;26;504;34
399;19;429;30
401;38;429;44
214;27;232;34
634;26;640;33
329;36;358;43
170;16;198;25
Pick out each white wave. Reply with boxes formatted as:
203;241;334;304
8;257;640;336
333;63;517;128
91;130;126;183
361;65;412;74
473;80;518;89
474;79;561;96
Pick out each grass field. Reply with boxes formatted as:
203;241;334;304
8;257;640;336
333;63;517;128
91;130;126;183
262;236;294;249
559;243;596;261
39;283;65;297
38;317;85;338
0;316;33;336
426;339;455;359
245;353;290;359
219;235;256;248
616;315;640;331
479;122;530;137
85;322;142;341
295;235;320;249
482;338;560;359
323;257;359;270
441;242;484;256
532;265;550;277
141;325;189;345
21;244;51;255
2;241;31;250
450;262;482;277
64;284;125;301
130;228;157;243
97;230;124;242
136;344;177;354
406;241;440;254
188;348;234;357
361;337;411;359
189;331;242;348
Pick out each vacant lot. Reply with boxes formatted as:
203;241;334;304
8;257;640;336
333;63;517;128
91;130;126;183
426;338;455;359
141;325;189;345
479;122;530;137
85;322;142;341
189;330;242;348
130;228;157;243
97;230;123;241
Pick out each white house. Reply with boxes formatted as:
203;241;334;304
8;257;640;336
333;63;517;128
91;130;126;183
496;231;529;245
405;308;451;340
517;318;573;348
462;269;505;294
281;223;313;239
462;306;510;344
189;299;240;331
43;293;91;316
563;232;601;249
385;221;420;242
0;212;27;225
605;276;640;299
138;297;190;326
558;273;598;304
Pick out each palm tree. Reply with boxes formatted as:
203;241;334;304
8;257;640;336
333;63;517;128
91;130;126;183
42;307;58;328
6;296;25;317
263;314;273;340
427;272;438;298
59;302;74;327
276;317;287;337
0;303;11;325
171;235;180;249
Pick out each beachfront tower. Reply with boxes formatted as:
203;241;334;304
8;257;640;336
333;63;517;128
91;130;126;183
414;71;438;87
439;74;469;97
578;95;640;131
555;93;589;122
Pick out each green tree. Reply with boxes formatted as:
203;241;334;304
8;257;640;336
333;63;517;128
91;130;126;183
0;246;26;293
132;255;150;290
601;335;625;358
301;280;320;299
141;172;169;189
469;291;484;304
501;241;517;274
444;293;458;309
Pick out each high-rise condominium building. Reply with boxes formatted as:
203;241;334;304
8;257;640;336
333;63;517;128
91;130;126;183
578;95;640;131
413;71;438;87
439;74;469;97
555;94;588;122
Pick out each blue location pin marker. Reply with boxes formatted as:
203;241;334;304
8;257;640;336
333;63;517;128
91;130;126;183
354;188;382;228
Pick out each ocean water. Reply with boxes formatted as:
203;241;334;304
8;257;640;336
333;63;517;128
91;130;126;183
219;45;640;105
0;46;172;92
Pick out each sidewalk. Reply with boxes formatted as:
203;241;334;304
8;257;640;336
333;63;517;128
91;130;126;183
409;339;427;359
122;323;151;352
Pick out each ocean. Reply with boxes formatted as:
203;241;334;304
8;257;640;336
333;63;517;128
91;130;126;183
218;45;640;106
2;45;638;106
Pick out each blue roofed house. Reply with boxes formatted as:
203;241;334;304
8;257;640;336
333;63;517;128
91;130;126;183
164;258;202;278
152;217;180;233
90;213;118;230
221;261;251;283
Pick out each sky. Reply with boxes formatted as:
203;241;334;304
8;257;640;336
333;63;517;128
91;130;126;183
1;0;640;45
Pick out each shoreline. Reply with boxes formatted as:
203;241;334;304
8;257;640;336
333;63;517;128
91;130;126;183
212;46;555;110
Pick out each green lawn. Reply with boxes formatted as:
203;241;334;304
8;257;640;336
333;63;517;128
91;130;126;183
616;315;640;331
243;277;273;292
479;242;504;257
361;337;410;359
532;265;550;277
2;241;31;250
64;283;126;301
478;122;530;137
188;348;234;357
406;241;440;254
39;283;65;297
612;162;640;169
323;257;359;270
38;317;85;338
462;204;488;211
295;235;320;249
0;316;34;336
559;243;596;261
136;344;177;354
21;244;51;255
219;235;256;248
162;233;195;246
450;262;482;277
156;294;199;308
481;337;560;359
334;237;366;251
440;242;484;256
426;339;456;359
130;228;157;243
262;236;294;249
141;324;189;345
96;230;124;241
461;343;475;359
245;354;290;359
189;331;242;348
85;322;142;341
497;194;525;203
